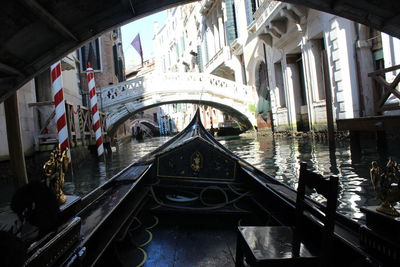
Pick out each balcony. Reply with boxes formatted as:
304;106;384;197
248;0;282;34
200;0;216;15
230;39;243;56
204;46;231;73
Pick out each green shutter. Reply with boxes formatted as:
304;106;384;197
181;36;185;54
197;45;203;73
225;0;238;45
204;35;209;63
245;0;254;25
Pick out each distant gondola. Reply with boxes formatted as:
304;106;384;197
4;110;398;267
133;126;144;141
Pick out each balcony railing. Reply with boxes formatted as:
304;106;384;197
205;47;225;70
200;0;216;15
248;0;282;33
253;0;273;20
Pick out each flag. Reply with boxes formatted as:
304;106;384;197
131;33;143;66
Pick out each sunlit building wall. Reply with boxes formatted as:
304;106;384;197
153;4;214;129
198;0;252;128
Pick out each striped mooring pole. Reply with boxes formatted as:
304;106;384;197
51;61;70;156
86;65;105;160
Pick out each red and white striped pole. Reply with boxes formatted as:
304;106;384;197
86;64;105;160
51;61;70;157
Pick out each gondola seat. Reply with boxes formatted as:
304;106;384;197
235;162;338;266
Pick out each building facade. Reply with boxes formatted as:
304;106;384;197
0;29;126;161
153;0;400;134
153;3;245;131
244;0;400;132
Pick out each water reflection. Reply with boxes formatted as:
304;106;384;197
66;134;398;222
64;137;170;196
221;134;388;221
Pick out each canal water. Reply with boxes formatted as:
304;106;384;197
63;133;399;223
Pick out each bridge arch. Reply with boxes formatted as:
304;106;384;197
131;118;160;136
101;72;256;135
107;99;254;136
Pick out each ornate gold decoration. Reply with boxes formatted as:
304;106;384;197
190;151;202;172
370;159;400;216
43;146;70;205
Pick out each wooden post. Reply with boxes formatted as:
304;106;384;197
86;65;105;161
78;105;85;146
4;93;28;186
322;48;335;149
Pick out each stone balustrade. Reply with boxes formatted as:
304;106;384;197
100;72;254;109
99;72;257;133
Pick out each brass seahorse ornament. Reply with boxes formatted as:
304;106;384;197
370;159;400;216
43;146;69;205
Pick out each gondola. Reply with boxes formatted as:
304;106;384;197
5;110;399;267
133;126;144;141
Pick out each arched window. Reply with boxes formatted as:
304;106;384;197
79;38;102;71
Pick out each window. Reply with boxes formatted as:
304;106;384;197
175;43;179;60
203;34;209;64
245;0;263;25
113;44;124;82
162;56;166;72
180;36;185;55
79;38;101;71
197;45;204;72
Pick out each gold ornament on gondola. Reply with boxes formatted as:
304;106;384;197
370;159;400;216
43;146;70;205
190;151;202;172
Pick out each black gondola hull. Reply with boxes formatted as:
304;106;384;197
20;110;395;267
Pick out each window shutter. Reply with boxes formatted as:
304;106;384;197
225;0;238;45
245;0;254;25
197;45;204;73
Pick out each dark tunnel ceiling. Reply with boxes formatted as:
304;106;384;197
0;0;399;102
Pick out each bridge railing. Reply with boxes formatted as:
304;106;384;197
99;72;254;109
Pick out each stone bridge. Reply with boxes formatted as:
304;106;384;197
99;72;257;134
132;117;160;136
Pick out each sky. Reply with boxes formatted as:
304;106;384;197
121;11;167;72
